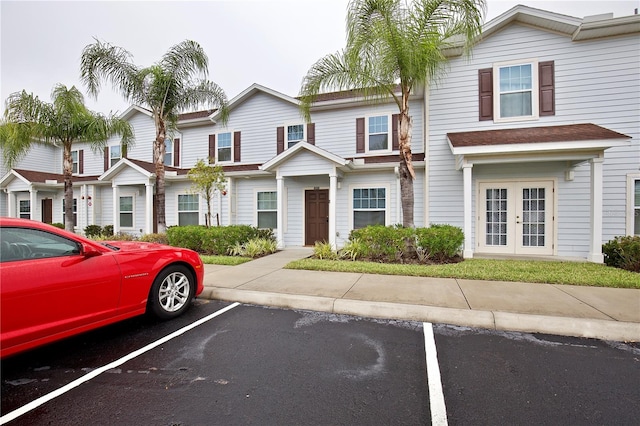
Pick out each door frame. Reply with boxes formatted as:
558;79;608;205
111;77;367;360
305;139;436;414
476;179;557;256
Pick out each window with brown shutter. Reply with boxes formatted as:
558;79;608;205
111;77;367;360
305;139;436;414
392;114;399;151
277;126;284;154
208;134;216;164
478;68;493;121
356;118;365;153
234;131;241;162
307;123;315;145
539;61;555;116
173;138;180;167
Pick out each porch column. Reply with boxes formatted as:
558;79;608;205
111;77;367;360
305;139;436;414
112;184;120;234
145;183;154;234
463;163;474;259
227;177;234;225
276;175;284;249
29;189;38;221
329;171;337;249
7;191;16;217
588;157;604;263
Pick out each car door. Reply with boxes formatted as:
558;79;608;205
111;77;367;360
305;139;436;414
0;227;122;353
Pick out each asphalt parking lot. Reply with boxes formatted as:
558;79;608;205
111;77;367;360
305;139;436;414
2;300;639;425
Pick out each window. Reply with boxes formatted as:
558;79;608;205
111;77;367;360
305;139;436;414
286;124;305;148
353;188;386;229
178;194;199;226
62;199;77;227
164;138;172;166
257;191;277;229
19;200;30;219
217;132;232;162
367;116;389;151
119;196;133;228
0;227;80;262
71;150;79;174
491;59;542;122
110;145;121;167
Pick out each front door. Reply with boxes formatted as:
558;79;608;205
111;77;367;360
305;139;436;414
478;181;554;255
41;199;53;223
305;189;329;246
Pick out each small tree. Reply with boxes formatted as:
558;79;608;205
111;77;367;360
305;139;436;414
187;158;226;227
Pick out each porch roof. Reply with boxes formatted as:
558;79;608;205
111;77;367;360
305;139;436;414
447;123;631;169
260;141;352;172
0;169;100;188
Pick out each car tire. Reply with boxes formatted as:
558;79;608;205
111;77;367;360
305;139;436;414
148;265;196;320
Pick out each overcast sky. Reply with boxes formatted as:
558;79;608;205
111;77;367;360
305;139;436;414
1;0;638;115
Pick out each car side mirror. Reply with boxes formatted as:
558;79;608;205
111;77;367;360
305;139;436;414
82;243;103;258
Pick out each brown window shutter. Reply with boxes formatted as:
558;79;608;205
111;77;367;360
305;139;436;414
307;123;315;145
79;150;84;174
234;131;241;162
173;138;180;167
356;118;365;153
277;126;284;154
122;144;127;159
104;147;109;171
539;61;555;116
392;114;399;151
208;134;216;164
478;68;493;121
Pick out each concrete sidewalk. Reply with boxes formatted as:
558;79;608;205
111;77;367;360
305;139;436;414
200;248;640;342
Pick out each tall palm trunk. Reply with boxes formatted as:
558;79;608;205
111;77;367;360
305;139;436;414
399;92;415;228
154;117;167;234
62;144;75;232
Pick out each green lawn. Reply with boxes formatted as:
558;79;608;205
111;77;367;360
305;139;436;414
284;258;640;289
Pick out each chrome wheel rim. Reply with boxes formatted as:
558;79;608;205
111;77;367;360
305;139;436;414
158;272;190;312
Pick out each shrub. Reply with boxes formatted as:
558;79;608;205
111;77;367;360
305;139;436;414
603;236;640;273
51;223;65;229
102;224;114;236
84;224;102;238
339;238;368;261
349;225;414;262
228;238;277;258
167;225;270;255
415;224;464;263
139;233;168;245
313;241;338;260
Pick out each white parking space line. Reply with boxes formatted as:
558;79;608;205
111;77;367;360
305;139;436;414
424;322;448;426
0;302;240;425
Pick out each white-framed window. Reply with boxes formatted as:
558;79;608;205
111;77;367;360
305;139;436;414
119;196;134;228
71;150;79;174
257;191;277;229
493;59;539;122
627;174;640;236
164;138;173;166
178;194;200;226
367;115;390;152
352;187;387;229
19;199;30;219
286;124;305;149
217;132;233;162
110;145;121;167
62;198;78;226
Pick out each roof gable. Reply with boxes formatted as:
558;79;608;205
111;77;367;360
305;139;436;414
211;83;300;120
260;142;350;172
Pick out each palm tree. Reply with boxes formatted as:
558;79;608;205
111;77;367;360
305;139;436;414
300;0;485;227
80;39;228;233
0;84;134;232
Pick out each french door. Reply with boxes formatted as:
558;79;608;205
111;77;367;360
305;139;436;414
478;181;554;255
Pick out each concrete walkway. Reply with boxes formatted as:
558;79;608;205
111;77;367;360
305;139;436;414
200;248;640;342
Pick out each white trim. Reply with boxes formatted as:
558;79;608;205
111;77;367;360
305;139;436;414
492;59;539;123
626;173;640;236
260;141;350;171
588;157;604;263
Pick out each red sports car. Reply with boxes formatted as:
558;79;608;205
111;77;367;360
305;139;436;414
0;217;204;358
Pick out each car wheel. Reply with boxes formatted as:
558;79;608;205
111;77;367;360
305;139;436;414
148;265;195;320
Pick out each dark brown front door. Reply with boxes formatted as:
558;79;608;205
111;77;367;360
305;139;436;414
305;189;329;246
41;199;53;223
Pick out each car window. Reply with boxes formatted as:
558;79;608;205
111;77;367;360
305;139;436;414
0;227;81;262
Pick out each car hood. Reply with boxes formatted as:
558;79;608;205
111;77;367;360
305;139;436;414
102;241;171;251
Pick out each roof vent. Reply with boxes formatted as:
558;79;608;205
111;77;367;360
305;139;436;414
583;13;614;23
45;179;58;184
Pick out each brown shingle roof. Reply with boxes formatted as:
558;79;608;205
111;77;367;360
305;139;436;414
126;158;189;175
178;110;216;121
447;124;630;147
13;169;100;184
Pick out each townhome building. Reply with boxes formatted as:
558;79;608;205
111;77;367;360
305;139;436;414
1;5;638;263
